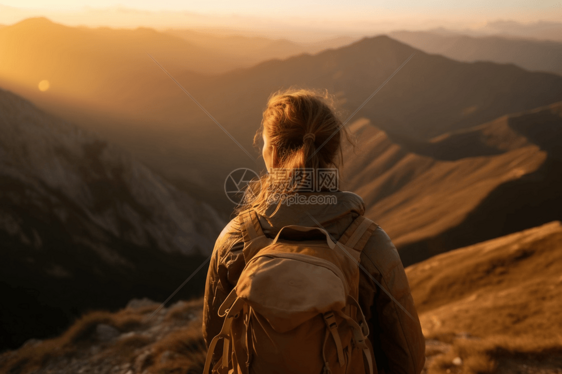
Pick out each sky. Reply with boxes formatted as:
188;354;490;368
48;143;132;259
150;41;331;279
3;0;560;13
1;1;561;42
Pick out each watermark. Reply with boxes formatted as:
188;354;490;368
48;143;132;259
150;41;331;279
267;192;337;206
223;167;340;205
224;168;261;205
268;168;339;193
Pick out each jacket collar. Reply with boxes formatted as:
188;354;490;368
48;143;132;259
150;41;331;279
255;191;365;240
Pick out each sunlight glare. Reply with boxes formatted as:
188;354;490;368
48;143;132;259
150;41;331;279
38;80;50;92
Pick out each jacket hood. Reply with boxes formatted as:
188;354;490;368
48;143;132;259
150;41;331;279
255;190;366;240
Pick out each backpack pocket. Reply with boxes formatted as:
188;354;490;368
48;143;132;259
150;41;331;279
237;252;348;332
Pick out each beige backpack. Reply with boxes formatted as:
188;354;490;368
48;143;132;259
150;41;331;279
204;209;379;374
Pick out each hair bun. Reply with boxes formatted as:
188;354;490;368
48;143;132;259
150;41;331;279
303;133;316;142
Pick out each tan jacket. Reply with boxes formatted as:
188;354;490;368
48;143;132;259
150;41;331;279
202;191;425;374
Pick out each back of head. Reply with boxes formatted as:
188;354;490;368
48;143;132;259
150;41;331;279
258;87;348;170
237;87;353;216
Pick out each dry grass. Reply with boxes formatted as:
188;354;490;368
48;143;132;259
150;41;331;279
62;308;144;346
0;307;145;374
128;304;161;315
105;333;153;361
144;323;207;374
165;299;203;322
428;334;562;374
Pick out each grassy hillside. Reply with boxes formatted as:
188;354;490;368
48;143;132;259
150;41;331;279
408;220;562;373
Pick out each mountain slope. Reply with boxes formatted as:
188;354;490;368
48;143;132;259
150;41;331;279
390;31;562;76
408;220;562;373
342;101;562;265
0;88;225;351
407;220;562;338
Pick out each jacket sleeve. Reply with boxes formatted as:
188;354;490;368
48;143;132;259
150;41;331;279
202;238;225;348
202;217;245;363
359;226;425;374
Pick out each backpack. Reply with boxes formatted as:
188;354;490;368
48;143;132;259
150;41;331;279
204;209;380;374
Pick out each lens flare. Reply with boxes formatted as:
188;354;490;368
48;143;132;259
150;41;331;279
38;80;50;92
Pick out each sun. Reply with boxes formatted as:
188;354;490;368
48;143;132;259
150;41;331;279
38;80;50;92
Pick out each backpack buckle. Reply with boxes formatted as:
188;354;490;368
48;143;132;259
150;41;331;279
360;321;369;336
323;312;338;329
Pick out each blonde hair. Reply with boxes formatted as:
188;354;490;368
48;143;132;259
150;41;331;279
235;86;353;216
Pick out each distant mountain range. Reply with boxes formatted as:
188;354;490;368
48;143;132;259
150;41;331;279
2;18;562;259
482;20;562;43
390;31;562;76
343;101;562;265
164;28;358;69
137;33;562;204
0;88;224;351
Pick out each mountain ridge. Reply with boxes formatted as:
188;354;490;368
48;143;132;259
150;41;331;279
343;101;562;265
0;87;225;351
390;30;562;76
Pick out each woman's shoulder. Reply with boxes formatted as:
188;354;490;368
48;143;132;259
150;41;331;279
217;214;242;238
359;223;404;277
213;214;244;258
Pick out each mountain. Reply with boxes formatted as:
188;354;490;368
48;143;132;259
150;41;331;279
165;28;358;69
483;20;562;43
3;19;562;142
389;31;562;76
2;221;561;374
2;20;562;238
173;34;562;142
0;88;225;351
3;21;562;203
408;219;562;338
131;33;562;210
89;33;562;208
342;101;562;266
0;17;233;113
0;17;353;119
409;220;562;372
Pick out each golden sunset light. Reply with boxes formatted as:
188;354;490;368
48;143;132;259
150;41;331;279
37;79;50;91
1;1;562;373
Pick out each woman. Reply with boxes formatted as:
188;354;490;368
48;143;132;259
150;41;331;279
202;87;425;374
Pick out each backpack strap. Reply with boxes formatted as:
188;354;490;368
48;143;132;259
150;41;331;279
338;216;379;260
238;209;272;262
322;311;345;367
335;296;374;374
203;295;245;374
218;288;239;317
